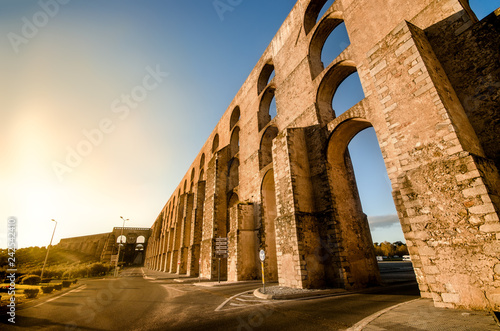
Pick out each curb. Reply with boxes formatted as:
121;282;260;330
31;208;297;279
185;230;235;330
345;298;421;331
253;287;347;300
193;280;263;287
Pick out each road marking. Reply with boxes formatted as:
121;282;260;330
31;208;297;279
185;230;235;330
229;302;248;306
31;285;87;308
72;286;87;293
346;298;421;331
235;298;268;302
215;290;253;311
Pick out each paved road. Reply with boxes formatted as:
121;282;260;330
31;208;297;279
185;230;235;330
2;267;419;330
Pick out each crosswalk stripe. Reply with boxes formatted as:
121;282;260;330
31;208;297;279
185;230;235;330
235;298;267;302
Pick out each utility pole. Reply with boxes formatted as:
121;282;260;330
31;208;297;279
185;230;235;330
41;219;57;281
114;216;129;277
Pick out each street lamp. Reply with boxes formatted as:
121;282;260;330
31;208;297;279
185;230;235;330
114;216;129;277
41;219;57;281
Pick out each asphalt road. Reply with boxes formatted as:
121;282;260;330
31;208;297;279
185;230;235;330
2;266;419;330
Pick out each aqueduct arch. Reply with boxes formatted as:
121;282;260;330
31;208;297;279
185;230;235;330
146;0;500;311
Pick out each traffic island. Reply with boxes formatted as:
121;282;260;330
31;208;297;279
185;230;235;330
253;286;346;300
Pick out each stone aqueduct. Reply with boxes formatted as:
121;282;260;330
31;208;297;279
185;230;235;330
58;227;151;265
145;0;500;311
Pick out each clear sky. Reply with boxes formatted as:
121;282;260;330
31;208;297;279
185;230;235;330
1;0;498;249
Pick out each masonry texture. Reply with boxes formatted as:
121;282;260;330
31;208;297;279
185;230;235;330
145;0;500;311
59;227;151;265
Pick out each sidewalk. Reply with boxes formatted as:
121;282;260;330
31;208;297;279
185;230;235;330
349;298;499;331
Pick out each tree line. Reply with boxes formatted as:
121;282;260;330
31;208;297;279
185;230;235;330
373;241;408;257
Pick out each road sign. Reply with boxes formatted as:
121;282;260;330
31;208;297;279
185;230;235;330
259;249;265;262
110;254;118;263
215;237;227;242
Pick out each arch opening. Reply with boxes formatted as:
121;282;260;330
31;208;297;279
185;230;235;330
228;158;240;192
258;87;277;131
304;0;337;34
309;13;346;79
117;235;126;244
259;126;279;169
136;235;146;244
230;126;240;158
212;134;219;154
200;153;205;169
321;21;350;68
257;63;275;95
469;0;500;20
317;61;362;122
230;106;240;130
326;119;414;288
331;71;365;117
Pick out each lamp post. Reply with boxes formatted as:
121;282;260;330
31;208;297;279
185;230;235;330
114;216;129;277
41;219;57;281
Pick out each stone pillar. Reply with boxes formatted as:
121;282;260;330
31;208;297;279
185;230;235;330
178;193;194;274
228;203;258;281
358;20;500;310
170;194;185;274
187;181;206;277
200;147;229;280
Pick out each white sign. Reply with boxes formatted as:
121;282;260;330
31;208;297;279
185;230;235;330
110;255;118;263
259;249;265;262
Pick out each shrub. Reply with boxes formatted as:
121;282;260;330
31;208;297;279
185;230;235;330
54;284;62;291
62;280;72;288
41;286;54;294
21;275;41;285
90;263;109;277
24;288;39;298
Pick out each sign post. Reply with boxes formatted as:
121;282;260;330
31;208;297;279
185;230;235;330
215;237;228;284
259;249;266;293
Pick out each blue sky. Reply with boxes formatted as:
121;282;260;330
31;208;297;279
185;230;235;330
1;0;498;248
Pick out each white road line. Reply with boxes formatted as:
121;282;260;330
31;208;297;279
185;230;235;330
235;298;267;302
31;285;87;308
229;302;248;306
215;290;253;311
